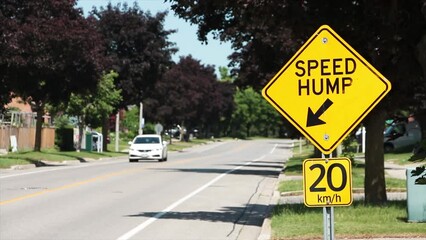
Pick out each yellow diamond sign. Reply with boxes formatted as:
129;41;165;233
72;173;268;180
262;25;391;154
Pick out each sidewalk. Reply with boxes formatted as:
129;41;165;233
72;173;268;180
384;161;425;180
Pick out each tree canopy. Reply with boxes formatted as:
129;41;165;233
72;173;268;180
0;0;104;104
168;1;426;101
231;87;282;138
146;55;234;136
0;0;105;150
167;0;426;204
66;71;122;151
91;2;177;107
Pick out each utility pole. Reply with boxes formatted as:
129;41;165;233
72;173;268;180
115;111;119;152
139;102;144;135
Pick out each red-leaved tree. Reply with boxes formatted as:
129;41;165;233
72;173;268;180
0;0;105;151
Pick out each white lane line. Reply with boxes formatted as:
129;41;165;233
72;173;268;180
270;144;278;154
117;155;267;240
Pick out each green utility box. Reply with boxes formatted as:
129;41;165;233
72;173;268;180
85;133;92;152
83;131;103;152
406;167;426;222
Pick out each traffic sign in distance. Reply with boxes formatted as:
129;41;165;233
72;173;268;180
303;158;352;207
262;25;391;154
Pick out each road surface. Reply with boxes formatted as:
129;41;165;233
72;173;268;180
0;139;294;240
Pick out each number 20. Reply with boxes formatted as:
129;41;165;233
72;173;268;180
309;163;347;192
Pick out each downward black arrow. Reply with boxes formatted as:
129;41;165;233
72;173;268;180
306;98;334;127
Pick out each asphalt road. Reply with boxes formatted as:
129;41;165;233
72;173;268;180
0;139;293;240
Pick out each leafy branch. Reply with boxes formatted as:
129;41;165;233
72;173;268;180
411;166;426;185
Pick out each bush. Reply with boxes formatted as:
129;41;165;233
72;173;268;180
341;135;358;162
55;128;75;151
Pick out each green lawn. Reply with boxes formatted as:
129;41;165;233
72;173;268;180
273;142;426;239
271;201;425;239
0;149;126;168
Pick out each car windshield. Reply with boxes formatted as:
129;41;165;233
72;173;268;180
384;123;406;137
134;137;160;144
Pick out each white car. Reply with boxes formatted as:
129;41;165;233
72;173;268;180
128;134;168;162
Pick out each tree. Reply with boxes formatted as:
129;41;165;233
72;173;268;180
231;87;279;138
89;71;122;151
231;88;260;138
218;66;234;83
66;71;122;151
147;56;234;137
0;0;104;151
167;0;426;204
122;106;140;138
91;2;177;107
0;79;10;112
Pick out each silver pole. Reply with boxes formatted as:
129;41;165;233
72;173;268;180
115;112;119;152
322;153;334;240
139;102;143;135
331;206;335;239
361;126;366;153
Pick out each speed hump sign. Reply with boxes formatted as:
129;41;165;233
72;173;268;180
303;157;352;207
262;25;391;155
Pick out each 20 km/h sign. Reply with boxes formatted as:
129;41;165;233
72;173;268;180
262;25;391;154
303;158;352;207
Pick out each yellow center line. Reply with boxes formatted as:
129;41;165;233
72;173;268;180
1;141;253;206
0;168;143;206
0;156;204;206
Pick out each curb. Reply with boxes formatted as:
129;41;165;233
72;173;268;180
257;190;280;240
257;172;284;240
9;160;82;170
10;164;36;170
7;157;125;170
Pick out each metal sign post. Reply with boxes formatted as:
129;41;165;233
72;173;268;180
322;153;334;240
323;206;334;240
303;155;352;240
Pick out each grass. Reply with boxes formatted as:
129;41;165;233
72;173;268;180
166;138;214;151
282;143;314;176
271;201;426;240
106;139;130;152
0;149;126;168
385;152;424;165
273;141;426;239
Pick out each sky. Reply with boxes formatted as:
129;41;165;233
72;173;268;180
76;0;233;76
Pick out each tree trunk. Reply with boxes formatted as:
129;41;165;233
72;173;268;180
30;100;45;152
246;123;251;138
313;147;322;158
76;116;83;152
364;108;387;205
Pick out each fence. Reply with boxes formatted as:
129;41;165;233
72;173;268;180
0;111;55;152
0;126;55;151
